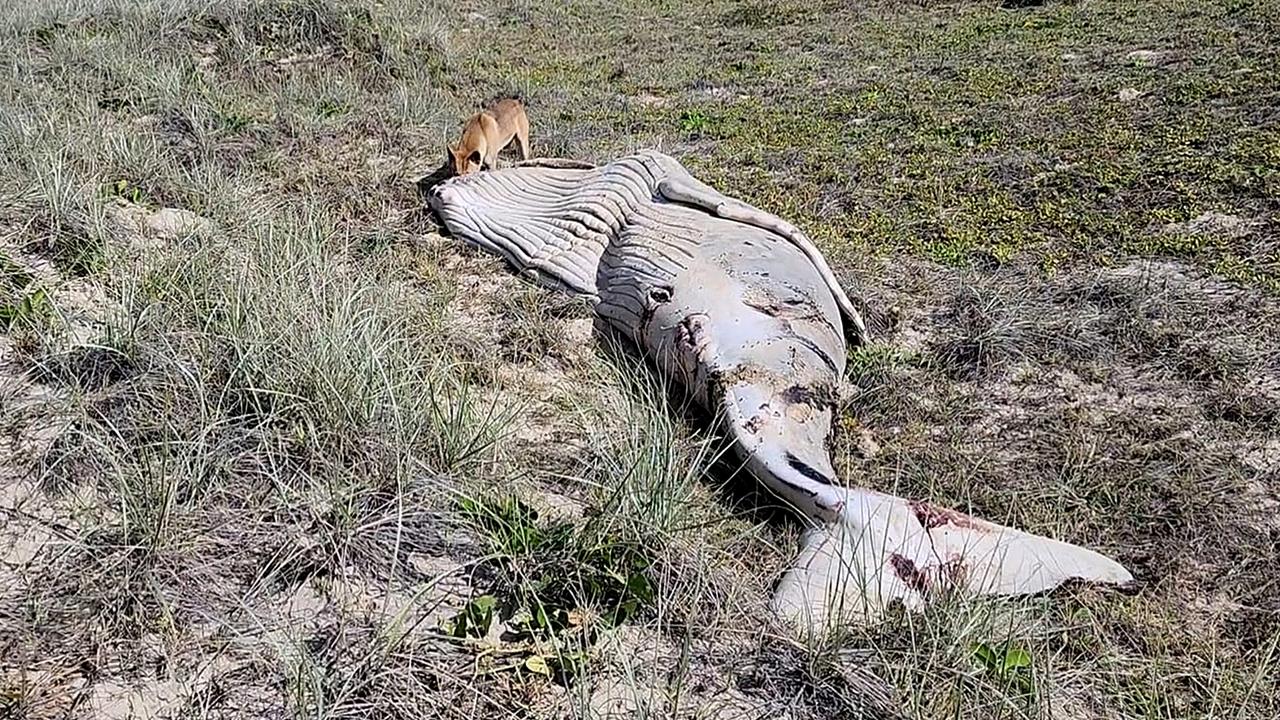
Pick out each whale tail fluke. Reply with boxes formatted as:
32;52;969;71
771;488;1136;630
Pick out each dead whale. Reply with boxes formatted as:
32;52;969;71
428;150;1134;629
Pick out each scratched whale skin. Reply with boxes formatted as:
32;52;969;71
428;150;1134;629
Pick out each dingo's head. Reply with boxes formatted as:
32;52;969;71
447;145;483;176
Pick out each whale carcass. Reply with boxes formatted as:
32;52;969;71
428;150;1134;629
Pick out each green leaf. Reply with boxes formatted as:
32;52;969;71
524;655;552;676
626;573;653;602
972;642;998;671
1003;647;1033;672
1;288;51;330
447;594;498;639
534;604;551;629
553;650;587;678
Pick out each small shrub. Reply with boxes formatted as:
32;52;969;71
452;493;657;678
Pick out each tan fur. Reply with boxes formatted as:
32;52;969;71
447;97;530;175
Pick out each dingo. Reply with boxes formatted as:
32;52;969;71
447;96;530;175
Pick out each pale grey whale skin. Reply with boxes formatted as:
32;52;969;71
429;150;1134;628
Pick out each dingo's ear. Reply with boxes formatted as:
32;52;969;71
444;145;456;166
468;150;482;166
